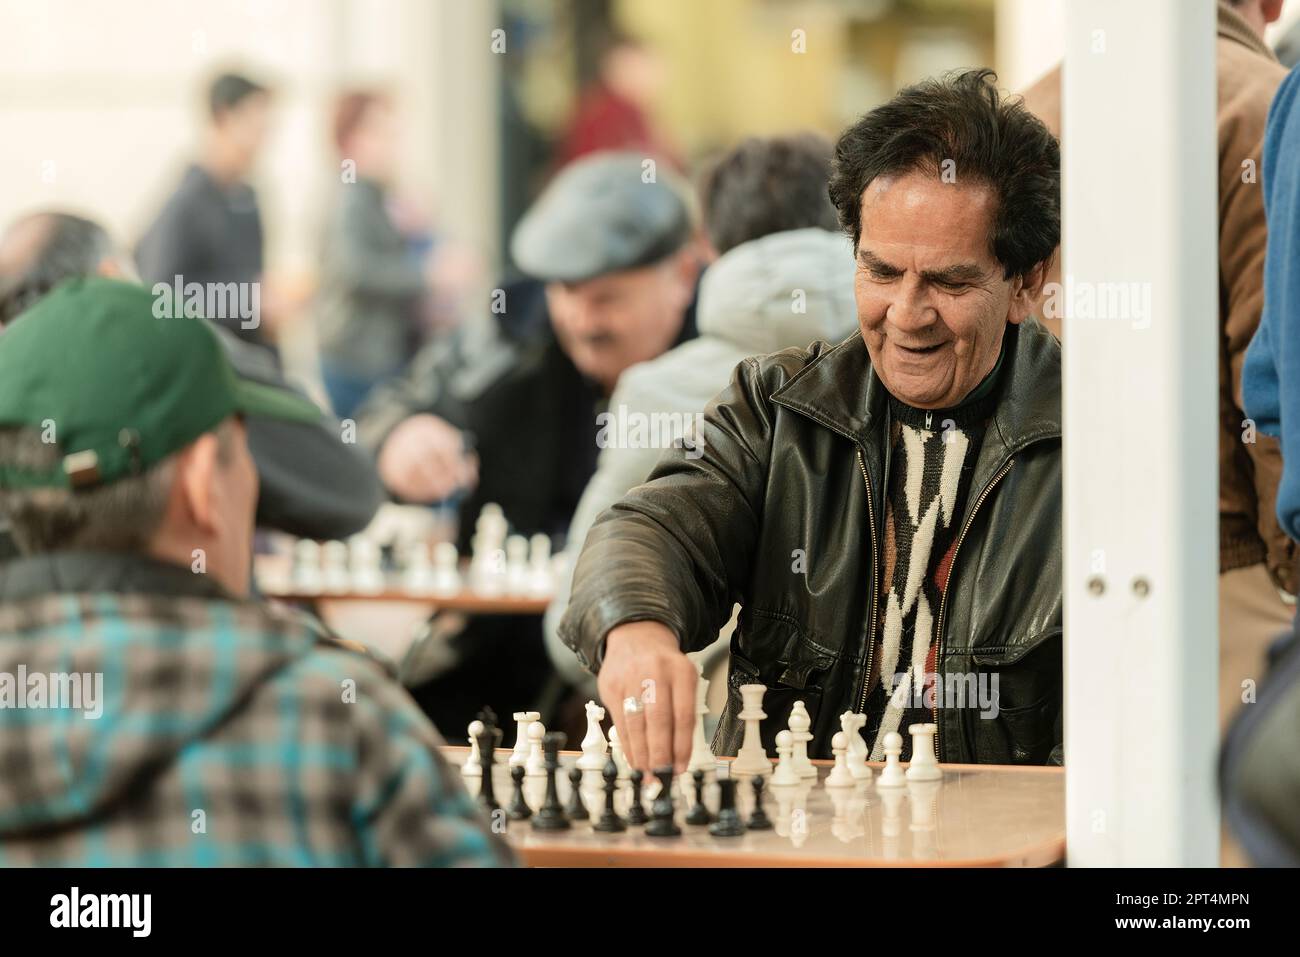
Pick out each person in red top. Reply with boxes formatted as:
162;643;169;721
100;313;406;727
555;33;682;172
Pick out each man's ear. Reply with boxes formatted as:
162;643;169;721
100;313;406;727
1264;0;1285;25
1008;259;1050;325
173;433;221;535
672;247;700;304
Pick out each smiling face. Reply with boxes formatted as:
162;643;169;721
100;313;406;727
854;170;1040;409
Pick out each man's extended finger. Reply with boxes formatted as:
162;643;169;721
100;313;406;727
618;685;649;772
671;660;697;772
644;672;674;773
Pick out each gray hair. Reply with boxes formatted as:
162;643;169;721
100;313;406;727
0;423;235;555
0;212;117;326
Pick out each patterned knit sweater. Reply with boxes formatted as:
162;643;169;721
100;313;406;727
863;376;1002;762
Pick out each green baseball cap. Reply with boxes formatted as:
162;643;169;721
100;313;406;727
0;276;320;490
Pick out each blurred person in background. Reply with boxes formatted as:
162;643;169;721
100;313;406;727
316;90;470;419
0;211;383;563
0;278;510;866
135;71;279;357
357;151;702;737
542;133;858;690
1022;0;1295;735
555;31;682;172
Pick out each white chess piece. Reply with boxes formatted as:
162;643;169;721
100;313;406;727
430;542;461;597
825;730;856;788
731;684;771;775
524;720;547;778
292;539;324;594
576;700;608;772
787;701;817;779
877;730;906;787
687;656;716;772
504;535;530;595
906;722;942;781
322;541;351;593
526;534;553;597
462;719;484;780
349;538;384;594
608;726;632;781
840;711;873;781
771;729;800;786
403;542;435;594
468;532;506;596
510;711;540;768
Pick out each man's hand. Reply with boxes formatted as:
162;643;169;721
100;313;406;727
377;413;478;503
597;621;696;774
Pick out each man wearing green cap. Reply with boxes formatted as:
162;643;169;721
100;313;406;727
0;277;511;866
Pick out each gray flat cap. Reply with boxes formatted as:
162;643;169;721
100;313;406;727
510;151;693;283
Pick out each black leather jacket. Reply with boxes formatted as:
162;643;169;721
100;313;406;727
560;319;1063;765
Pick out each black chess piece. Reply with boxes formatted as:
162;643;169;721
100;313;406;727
746;774;773;830
685;769;712;825
531;731;570;831
626;769;649;825
645;766;682;837
592;756;627;832
506;764;532;821
475;723;502;816
708;775;746;837
565;766;590;821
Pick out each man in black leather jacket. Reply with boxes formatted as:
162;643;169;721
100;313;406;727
560;68;1063;771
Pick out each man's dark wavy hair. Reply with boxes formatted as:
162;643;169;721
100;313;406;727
828;67;1060;281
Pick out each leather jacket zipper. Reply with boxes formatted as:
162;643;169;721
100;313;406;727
855;448;878;715
931;458;1015;760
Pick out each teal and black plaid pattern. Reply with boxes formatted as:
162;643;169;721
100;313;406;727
0;590;514;867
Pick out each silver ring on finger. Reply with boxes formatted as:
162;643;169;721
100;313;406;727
623;695;645;716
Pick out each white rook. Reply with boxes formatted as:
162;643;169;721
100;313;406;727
1063;0;1218;865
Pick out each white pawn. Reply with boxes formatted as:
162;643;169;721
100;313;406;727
524;720;547;778
430;542;461;597
526;534;554;597
403;542;435;594
609;726;632;781
504;535;530;595
576;700;608;772
687;656;716;772
469;534;506;596
877;730;906;787
771;729;801;786
840;711;873;781
349;538;384;594
462;719;484;780
907;723;943;781
788;701;816;779
509;711;540;768
322;540;351;593
292;539;324;594
825;730;856;788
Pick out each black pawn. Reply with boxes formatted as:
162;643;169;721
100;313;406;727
592;757;626;832
565;766;589;821
645;766;682;837
709;775;746;837
475;724;501;816
685;769;712;826
531;731;570;831
626;769;649;825
506;764;531;821
746;774;773;830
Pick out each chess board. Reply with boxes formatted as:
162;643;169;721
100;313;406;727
446;748;1065;867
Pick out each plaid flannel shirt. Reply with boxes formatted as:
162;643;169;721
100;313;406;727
0;551;514;867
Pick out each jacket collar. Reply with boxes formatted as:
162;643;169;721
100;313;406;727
0;550;233;603
771;318;1061;461
1217;1;1276;61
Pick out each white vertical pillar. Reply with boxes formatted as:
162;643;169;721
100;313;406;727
1062;0;1219;865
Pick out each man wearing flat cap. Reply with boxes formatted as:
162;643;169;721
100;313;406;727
357;150;703;734
0;277;511;866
